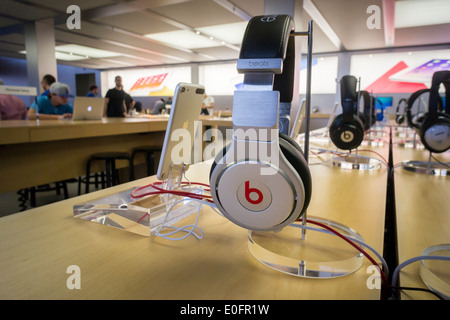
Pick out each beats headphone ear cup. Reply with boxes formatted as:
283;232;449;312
209;144;229;181
329;114;364;150
209;133;312;218
278;134;312;214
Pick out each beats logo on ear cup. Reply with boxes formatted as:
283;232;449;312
237;180;272;211
340;130;354;143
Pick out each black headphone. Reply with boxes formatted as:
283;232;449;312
406;89;444;130
329;75;365;150
395;98;407;125
209;14;312;232
359;90;376;130
418;70;450;153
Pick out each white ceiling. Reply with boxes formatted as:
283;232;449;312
0;0;449;70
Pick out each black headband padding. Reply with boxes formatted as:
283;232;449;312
239;14;295;103
273;36;295;103
443;80;450;115
429;70;450;116
240;14;294;60
340;75;358;123
360;90;371;114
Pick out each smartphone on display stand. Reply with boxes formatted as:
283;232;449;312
157;83;205;180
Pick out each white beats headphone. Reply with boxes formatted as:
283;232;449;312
209;14;312;232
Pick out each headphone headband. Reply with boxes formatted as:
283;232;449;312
406;88;443;128
396;98;407;114
233;14;295;136
340;75;358;123
237;14;295;103
428;70;450;117
444;80;450;115
360;90;374;115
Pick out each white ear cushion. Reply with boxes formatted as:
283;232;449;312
215;161;296;230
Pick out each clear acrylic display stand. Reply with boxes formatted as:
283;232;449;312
419;244;450;299
363;131;386;148
248;217;365;278
73;164;204;236
396;131;424;149
400;153;449;176
248;21;365;279
332;148;382;170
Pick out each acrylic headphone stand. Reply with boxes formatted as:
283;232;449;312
247;21;367;279
400;152;449;176
395;125;425;150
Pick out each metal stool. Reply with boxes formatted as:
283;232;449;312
77;172;105;195
84;152;134;193
29;181;69;208
131;146;160;176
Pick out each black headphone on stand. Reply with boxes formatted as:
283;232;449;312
329;75;365;150
418;70;450;153
405;89;434;130
395;98;407;125
359;90;375;130
209;14;312;232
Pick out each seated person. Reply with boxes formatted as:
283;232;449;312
27;82;73;120
151;98;166;115
86;85;98;97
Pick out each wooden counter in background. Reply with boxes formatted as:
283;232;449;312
0;118;168;193
0;140;388;299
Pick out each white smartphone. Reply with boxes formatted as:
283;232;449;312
157;82;205;180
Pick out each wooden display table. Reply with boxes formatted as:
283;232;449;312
0;136;388;299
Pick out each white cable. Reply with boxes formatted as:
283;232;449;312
391;255;450;289
155;198;205;241
289;222;389;277
154;196;224;240
309;147;389;169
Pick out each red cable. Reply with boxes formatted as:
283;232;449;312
133;181;389;286
300;218;388;285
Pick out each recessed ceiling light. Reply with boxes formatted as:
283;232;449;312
19;50;87;61
55;44;120;58
196;21;248;45
395;0;450;28
145;30;221;49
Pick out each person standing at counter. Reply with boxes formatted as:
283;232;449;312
201;93;214;115
27;82;73;120
104;76;127;117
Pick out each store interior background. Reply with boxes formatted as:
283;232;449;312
1;0;449;114
1;0;449;213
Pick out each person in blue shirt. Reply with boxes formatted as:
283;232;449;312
40;74;56;96
27;82;73;120
86;85;98;97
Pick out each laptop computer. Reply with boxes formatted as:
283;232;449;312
72;97;105;121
